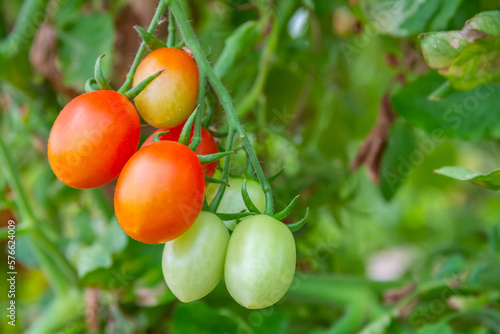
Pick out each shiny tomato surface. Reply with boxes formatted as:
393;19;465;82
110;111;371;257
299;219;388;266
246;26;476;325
48;90;140;189
133;48;199;128
114;141;205;244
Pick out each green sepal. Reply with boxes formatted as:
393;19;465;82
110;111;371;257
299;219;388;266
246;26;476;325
272;195;299;221
241;179;261;214
197;151;234;165
85;78;98;93
123;69;164;100
134;26;167;51
153;131;170;143
179;105;200;146
286;207;309;232
94;54;113;91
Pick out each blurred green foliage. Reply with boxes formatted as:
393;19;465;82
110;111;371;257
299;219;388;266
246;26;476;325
1;0;500;333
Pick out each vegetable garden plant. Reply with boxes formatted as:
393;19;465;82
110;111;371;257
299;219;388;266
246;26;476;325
1;0;500;333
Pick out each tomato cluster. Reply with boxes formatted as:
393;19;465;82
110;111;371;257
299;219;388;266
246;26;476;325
162;194;296;309
48;47;209;244
48;46;297;309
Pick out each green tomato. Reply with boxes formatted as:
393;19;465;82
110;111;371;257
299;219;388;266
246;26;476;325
224;215;296;309
162;211;230;302
207;177;266;230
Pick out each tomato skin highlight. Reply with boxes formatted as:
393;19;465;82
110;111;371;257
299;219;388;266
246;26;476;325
114;141;205;244
48;90;140;189
142;124;218;177
162;211;229;302
225;215;296;309
133;48;199;129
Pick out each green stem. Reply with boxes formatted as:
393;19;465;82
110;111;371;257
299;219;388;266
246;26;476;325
170;0;274;215
0;0;50;58
0;135;78;295
236;15;279;116
209;127;235;212
190;72;206;152
167;9;176;47
118;0;168;93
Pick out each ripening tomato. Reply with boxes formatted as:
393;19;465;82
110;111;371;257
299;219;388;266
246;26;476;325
133;48;199;128
207;177;266;230
141;124;218;177
162;211;229;302
114;141;205;244
225;215;296;309
48;90;140;189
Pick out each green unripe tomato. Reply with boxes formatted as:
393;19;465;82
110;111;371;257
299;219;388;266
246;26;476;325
207;177;266;230
224;215;296;309
162;211;230;302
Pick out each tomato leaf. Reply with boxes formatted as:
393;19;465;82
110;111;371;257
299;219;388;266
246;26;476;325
359;0;461;37
392;71;500;139
379;120;419;201
434;166;500;190
420;11;500;90
418;323;453;334
76;244;112;278
57;14;115;90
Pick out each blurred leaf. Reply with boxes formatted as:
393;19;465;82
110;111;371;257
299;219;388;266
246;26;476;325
419;323;453;334
434;254;466;279
76;243;112;278
360;0;459;37
214;20;263;80
392;71;500;139
421;11;500;90
380;120;419;200
434;166;500;190
99;218;128;254
170;301;246;334
15;235;40;268
57;14;114;90
358;312;392;334
429;0;464;31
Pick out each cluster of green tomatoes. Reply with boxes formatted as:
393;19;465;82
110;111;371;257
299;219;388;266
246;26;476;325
47;46;297;309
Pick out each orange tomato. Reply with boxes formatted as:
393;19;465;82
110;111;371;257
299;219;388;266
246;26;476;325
48;91;140;189
133;48;199;128
114;141;205;244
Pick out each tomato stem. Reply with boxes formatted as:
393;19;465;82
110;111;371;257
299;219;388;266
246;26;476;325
117;0;169;94
167;9;176;48
169;0;275;215
190;72;206;151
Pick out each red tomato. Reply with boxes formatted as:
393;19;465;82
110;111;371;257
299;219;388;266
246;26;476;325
114;141;205;244
133;48;199;129
48;91;140;189
142;124;218;177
